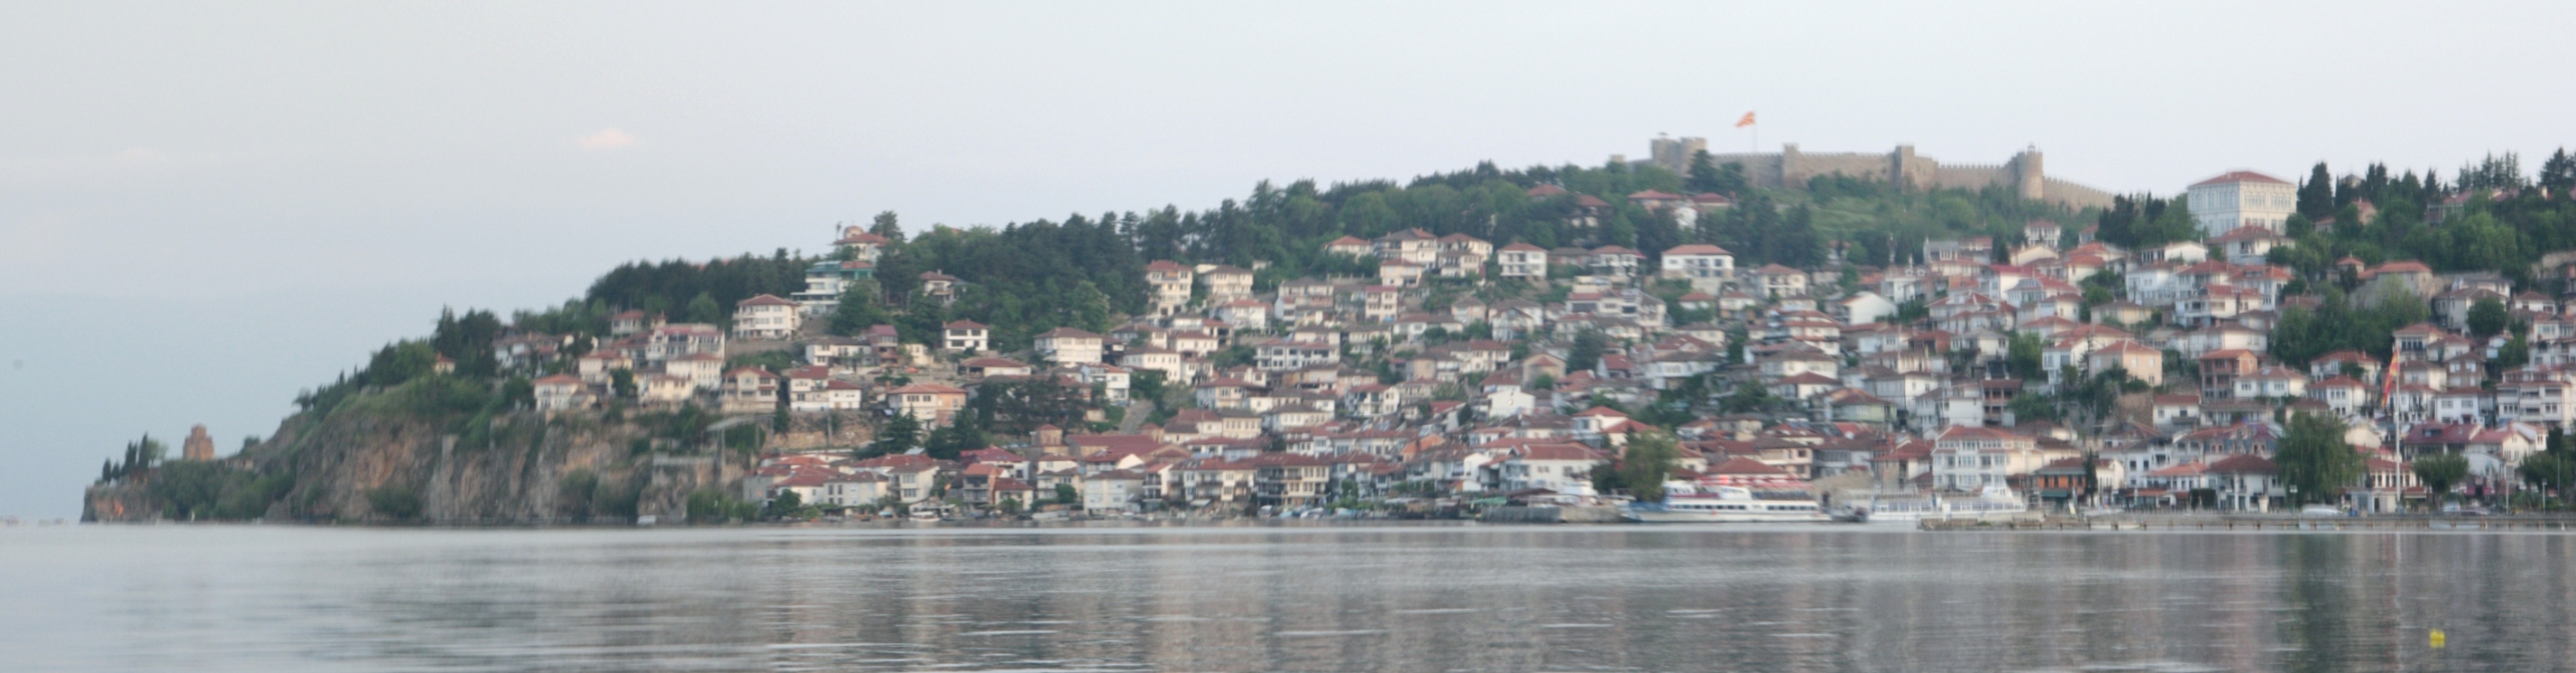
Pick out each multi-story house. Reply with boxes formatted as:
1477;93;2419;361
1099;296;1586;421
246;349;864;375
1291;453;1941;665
887;383;967;427
941;320;989;353
2186;171;2295;236
1035;327;1106;365
1145;260;1194;317
1497;243;1547;280
1660;244;1734;290
1928;426;2044;493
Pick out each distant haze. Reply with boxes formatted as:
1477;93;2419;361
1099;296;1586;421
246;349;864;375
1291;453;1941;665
3;2;2570;518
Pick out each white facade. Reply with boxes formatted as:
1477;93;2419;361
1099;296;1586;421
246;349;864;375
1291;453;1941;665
731;295;801;340
2186;171;2296;236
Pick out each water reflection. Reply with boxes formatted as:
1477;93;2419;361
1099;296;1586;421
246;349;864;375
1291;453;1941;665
7;525;2576;671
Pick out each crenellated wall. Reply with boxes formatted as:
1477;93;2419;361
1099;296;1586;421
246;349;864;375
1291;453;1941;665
1656;142;2109;209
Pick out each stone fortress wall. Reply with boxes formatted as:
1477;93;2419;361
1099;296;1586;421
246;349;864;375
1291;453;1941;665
1637;136;2117;210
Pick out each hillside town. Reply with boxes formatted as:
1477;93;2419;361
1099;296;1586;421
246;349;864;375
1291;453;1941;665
480;168;2576;521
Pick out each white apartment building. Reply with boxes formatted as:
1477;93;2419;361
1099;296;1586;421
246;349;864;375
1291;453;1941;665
2186;171;2296;236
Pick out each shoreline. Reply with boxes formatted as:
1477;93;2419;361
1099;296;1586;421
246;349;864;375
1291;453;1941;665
50;512;2576;535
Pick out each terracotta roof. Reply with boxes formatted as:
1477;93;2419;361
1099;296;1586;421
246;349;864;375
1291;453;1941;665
1664;244;1734;256
1706;456;1789;475
2190;171;2291;187
2206;454;2277;475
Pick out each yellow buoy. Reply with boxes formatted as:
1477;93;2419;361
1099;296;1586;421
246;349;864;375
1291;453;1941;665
2430;629;2447;649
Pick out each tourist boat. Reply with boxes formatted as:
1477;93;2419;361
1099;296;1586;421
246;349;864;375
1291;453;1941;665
1848;486;2029;524
1624;484;1828;522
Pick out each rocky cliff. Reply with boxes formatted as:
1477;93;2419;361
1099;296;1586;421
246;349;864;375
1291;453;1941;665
85;377;753;524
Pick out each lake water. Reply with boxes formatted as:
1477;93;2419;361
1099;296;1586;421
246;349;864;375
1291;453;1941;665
6;523;2573;672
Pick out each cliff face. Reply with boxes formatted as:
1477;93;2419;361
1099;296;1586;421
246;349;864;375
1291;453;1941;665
86;385;750;524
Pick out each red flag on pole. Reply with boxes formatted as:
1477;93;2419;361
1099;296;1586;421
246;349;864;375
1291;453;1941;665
1734;111;1756;128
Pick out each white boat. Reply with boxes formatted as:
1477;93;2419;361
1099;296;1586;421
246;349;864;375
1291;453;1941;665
1625;485;1827;522
1850;486;2029;524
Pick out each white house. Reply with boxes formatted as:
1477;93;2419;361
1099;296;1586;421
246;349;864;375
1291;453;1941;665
1497;243;1548;280
1497;444;1602;494
1081;469;1146;512
2186;171;2296;236
941;320;989;353
1660;244;1735;291
533;374;589;411
1839;291;1898;326
731;294;801;340
1034;327;1106;365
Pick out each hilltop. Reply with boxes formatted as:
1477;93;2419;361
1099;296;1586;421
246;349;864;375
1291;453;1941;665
80;146;2576;523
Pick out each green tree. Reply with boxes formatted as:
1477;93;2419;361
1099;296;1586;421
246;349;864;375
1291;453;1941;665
760;490;808;520
2500;331;2531;369
2277;412;2363;505
367;484;422;521
869;413;922;456
2413;453;2470;505
2297;162;2336;219
501;376;534;410
867;210;906;245
2521;452;2576;507
2467;297;2508;338
1130;370;1168;404
684;291;723;325
1685;150;1723;194
2005;332;2045;382
1567;329;1607;372
1053;484;1079;506
1617;431;1681;502
998;497;1023;516
610;368;637;399
830;279;892;336
689;488;754;522
922;410;988;460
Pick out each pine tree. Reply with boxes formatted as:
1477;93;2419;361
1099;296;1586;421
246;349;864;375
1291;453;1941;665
867;211;906;245
1685;150;1722;194
2297;162;2335;218
2539;149;2575;196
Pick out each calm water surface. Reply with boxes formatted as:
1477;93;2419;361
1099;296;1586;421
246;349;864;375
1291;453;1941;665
6;523;2574;672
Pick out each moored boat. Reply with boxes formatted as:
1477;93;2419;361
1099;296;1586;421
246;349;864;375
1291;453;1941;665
1625;484;1828;522
1855;486;2029;524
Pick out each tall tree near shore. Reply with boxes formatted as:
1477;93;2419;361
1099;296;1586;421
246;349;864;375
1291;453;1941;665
2413;453;2470;504
1617;431;1680;502
2277;412;2363;505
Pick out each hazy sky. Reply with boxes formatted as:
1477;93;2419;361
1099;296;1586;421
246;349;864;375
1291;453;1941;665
4;2;2571;518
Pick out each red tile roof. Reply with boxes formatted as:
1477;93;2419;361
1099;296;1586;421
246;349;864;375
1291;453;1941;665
2191;171;2291;187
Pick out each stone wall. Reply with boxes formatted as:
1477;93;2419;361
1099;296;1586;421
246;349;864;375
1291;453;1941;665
1663;142;2112;210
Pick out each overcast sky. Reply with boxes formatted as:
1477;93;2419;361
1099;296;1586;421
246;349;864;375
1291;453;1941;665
4;2;2571;519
